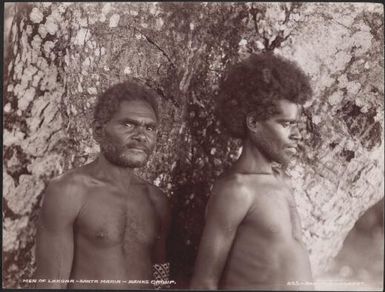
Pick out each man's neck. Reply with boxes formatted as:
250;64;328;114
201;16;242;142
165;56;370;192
232;138;275;175
90;153;138;187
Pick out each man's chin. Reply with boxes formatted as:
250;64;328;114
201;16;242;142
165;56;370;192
272;155;291;168
120;157;148;168
127;161;147;168
105;155;148;168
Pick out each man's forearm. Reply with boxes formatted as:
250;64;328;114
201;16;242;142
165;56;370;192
34;259;72;289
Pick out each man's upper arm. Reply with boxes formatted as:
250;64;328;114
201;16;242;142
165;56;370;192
149;186;171;264
35;179;81;288
190;181;252;289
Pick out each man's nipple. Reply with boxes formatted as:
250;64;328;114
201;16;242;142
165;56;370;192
96;231;106;239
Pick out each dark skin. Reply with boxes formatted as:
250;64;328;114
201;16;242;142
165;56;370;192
35;100;170;289
191;99;313;290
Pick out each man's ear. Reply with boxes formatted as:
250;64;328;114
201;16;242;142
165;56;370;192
92;121;104;143
246;112;259;133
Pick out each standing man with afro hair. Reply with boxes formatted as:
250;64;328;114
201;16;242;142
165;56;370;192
35;80;170;289
191;53;314;290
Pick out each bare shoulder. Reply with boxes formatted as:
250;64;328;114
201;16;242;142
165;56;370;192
249;171;293;202
203;174;255;226
47;168;89;197
210;174;255;208
214;172;290;202
213;173;254;197
41;168;89;221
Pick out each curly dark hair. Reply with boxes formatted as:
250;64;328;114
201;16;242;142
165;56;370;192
216;53;313;139
94;80;159;126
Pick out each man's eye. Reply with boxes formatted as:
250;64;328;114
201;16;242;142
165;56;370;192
281;122;291;128
146;126;156;132
124;123;135;129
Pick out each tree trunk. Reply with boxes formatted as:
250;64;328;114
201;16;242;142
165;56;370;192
3;2;383;288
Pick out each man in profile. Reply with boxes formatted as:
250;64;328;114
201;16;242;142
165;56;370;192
191;53;314;290
35;81;170;289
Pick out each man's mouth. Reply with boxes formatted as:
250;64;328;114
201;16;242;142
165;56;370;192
126;145;149;154
285;145;298;153
130;148;145;152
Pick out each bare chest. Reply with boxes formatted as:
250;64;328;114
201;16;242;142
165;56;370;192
75;188;159;249
245;190;303;242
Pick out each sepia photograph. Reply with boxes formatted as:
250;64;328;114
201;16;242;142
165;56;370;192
2;2;384;290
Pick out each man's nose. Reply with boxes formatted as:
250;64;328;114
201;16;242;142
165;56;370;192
290;127;302;141
132;128;147;142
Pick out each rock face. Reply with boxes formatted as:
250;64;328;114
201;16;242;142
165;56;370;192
3;2;383;288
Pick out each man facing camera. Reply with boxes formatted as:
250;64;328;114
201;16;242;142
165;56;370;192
191;53;314;290
35;81;170;289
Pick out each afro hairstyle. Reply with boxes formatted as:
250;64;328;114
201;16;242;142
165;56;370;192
216;53;313;139
93;80;159;127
